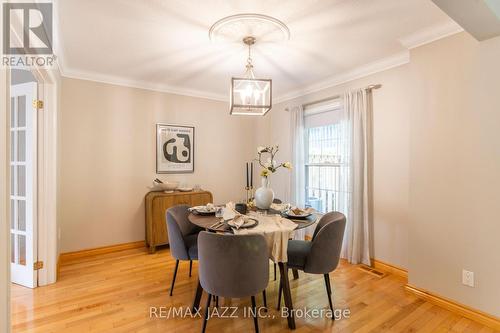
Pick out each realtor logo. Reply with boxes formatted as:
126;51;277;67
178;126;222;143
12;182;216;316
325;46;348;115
2;2;55;67
3;2;53;55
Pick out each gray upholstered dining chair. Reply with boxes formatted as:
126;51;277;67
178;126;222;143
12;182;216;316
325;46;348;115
277;211;346;315
198;232;269;333
166;205;202;296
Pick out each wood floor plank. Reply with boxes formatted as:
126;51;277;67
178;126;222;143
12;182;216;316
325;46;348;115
10;247;498;332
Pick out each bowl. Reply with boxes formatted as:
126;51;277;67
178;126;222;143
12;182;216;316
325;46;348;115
151;181;179;191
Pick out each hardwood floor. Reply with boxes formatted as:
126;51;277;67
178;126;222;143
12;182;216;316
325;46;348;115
11;247;497;332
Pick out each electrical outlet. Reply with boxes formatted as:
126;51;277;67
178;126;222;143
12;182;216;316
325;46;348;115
462;269;474;287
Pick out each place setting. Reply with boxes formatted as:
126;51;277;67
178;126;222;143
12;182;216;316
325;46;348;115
188;203;218;216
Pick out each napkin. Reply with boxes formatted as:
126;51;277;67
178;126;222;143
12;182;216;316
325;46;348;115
230;215;246;229
223;202;249;229
289;206;315;214
222;202;237;220
188;203;215;212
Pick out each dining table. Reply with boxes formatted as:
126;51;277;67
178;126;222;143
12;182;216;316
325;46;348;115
189;207;318;330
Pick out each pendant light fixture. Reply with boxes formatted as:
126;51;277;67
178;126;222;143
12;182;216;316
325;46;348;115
209;14;290;116
229;36;271;116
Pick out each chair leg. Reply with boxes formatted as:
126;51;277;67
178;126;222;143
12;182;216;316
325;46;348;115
277;278;282;310
169;260;179;296
189;260;193;277
202;293;212;333
215;296;219;308
324;273;334;315
251;295;259;333
274;263;276;281
262;290;267;311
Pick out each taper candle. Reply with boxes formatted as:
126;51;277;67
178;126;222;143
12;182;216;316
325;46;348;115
246;162;249;187
250;162;253;187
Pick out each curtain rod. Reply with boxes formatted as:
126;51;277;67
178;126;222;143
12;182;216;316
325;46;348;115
285;83;382;111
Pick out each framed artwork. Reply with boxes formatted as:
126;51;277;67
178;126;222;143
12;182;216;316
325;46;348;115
156;124;195;174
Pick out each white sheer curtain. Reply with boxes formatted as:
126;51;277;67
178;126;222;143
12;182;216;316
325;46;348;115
340;89;372;265
289;105;310;239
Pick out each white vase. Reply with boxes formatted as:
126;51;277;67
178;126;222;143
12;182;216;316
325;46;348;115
254;177;274;210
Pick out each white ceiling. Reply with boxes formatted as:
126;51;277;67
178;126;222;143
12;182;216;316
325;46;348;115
55;0;461;102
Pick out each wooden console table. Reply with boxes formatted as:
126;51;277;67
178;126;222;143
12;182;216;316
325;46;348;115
145;190;213;253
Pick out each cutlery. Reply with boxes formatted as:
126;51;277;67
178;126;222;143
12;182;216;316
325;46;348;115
209;218;226;230
209;221;222;229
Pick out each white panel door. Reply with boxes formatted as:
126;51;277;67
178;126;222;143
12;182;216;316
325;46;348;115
10;82;38;288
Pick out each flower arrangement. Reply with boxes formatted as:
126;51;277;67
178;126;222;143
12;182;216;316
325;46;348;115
256;145;292;178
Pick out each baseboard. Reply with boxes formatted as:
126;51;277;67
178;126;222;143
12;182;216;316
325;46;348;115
59;241;146;264
405;284;500;330
371;258;408;280
56;255;60;279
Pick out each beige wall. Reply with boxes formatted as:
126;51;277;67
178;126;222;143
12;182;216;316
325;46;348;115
59;78;255;252
408;32;500;317
256;64;411;270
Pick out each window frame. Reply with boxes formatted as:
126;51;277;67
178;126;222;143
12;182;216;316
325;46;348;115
303;101;344;213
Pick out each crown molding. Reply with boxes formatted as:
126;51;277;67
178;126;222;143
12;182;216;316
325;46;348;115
59;67;227;102
398;20;464;49
55;19;463;105
274;51;410;103
274;21;464;103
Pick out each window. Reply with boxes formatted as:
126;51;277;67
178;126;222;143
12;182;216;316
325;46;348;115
304;99;348;213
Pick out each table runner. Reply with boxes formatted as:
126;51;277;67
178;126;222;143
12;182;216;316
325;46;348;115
223;203;297;262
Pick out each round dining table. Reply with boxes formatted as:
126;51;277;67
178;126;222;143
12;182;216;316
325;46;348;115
189;209;319;330
188;209;317;231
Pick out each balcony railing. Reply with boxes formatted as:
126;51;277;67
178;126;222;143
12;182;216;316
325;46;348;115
305;163;350;214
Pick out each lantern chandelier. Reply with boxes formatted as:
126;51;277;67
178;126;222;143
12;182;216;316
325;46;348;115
208;14;290;116
230;36;271;115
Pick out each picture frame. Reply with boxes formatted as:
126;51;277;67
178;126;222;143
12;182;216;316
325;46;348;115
156;124;195;174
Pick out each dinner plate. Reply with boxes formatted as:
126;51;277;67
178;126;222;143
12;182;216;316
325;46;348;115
227;217;258;229
284;210;312;219
191;206;216;215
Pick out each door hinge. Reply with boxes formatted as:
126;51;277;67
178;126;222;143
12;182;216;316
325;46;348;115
34;261;44;270
33;99;44;109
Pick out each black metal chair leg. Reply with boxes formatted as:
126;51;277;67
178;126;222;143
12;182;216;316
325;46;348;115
324;273;334;315
251;295;259;333
189;260;193;277
192;279;203;312
262;290;267;311
170;260;179;296
277;278;282;310
215;296;219;307
274;263;276;281
202;293;212;333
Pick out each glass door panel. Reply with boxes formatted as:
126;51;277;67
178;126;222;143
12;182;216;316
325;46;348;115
10;82;37;288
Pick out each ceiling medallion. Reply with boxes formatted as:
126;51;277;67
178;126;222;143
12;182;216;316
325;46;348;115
209;14;290;116
209;13;290;43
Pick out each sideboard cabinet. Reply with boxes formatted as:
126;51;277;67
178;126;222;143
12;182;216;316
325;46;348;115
145;190;213;253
